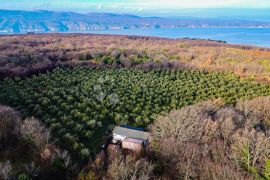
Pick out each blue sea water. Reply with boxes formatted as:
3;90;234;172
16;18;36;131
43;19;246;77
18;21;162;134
86;28;270;48
1;28;270;48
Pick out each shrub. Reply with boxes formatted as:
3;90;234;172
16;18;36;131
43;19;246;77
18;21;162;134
18;173;31;180
0;105;21;146
54;149;71;169
0;161;12;180
107;155;154;180
77;171;98;180
19;117;51;151
80;148;90;159
23;162;40;178
263;159;270;179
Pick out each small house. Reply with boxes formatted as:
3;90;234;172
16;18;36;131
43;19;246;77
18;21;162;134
112;125;150;152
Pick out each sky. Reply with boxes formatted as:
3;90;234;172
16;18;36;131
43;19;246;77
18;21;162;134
1;0;270;17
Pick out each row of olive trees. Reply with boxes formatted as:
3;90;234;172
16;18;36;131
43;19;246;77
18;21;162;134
1;67;270;159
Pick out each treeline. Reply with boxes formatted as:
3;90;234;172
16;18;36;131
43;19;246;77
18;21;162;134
0;47;189;79
1;34;270;81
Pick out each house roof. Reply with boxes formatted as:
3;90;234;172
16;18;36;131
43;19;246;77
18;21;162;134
120;125;144;131
113;126;150;141
123;138;144;144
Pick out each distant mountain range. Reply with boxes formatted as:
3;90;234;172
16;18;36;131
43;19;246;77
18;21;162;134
1;10;270;33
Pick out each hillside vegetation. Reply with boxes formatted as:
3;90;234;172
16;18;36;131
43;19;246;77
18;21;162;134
151;97;270;179
1;34;270;179
0;34;270;81
1;67;270;159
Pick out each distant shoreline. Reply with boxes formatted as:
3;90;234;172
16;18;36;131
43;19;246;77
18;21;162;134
1;27;270;34
2;28;269;48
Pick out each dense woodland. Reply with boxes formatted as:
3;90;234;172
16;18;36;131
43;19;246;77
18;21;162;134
151;97;270;179
0;34;270;81
1;34;270;179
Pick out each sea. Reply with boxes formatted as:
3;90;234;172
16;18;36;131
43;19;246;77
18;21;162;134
1;28;270;48
86;28;270;48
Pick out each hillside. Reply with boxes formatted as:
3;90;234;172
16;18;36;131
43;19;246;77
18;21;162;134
1;10;270;33
1;34;270;179
0;34;270;81
2;67;270;179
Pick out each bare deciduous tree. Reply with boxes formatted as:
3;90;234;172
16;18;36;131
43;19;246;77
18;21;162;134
19;117;51;151
107;155;154;180
0;105;21;146
0;161;12;180
151;97;270;179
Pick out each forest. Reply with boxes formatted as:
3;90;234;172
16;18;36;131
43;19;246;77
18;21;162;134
1;34;270;81
1;34;270;179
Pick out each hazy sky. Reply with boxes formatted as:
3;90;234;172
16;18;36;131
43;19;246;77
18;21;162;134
1;0;270;17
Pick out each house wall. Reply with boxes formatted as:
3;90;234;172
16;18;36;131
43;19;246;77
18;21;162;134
122;139;143;152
